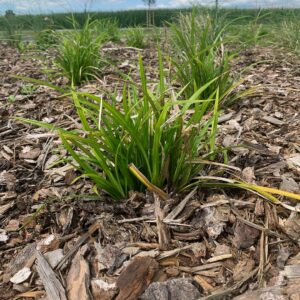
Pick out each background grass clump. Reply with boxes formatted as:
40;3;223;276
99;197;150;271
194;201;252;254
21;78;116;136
169;11;234;102
55;17;104;85
126;26;146;48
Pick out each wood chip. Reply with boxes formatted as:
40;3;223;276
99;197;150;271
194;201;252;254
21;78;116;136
154;194;171;251
206;254;233;263
194;275;214;294
116;256;159;300
36;250;67;300
262;115;284;126
66;250;91;300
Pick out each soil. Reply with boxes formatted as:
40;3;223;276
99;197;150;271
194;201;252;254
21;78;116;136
0;42;300;300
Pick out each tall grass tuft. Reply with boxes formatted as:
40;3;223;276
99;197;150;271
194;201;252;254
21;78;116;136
126;26;146;48
96;18;120;43
55;17;104;86
17;52;224;200
2;17;24;50
280;19;300;55
169;10;234;101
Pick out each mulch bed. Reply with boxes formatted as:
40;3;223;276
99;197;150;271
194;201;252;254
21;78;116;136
0;43;300;300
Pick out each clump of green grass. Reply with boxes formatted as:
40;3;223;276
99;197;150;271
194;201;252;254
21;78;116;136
17;52;224;200
169;11;234;102
126;26;146;48
96;18;120;43
280;19;300;55
2;17;24;50
55;17;105;86
35;29;58;50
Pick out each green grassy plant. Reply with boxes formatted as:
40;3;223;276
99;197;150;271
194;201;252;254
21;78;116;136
2;17;24;50
96;18;120;42
17;52;224;200
232;11;270;47
280;19;300;55
169;11;234;101
55;17;104;85
126;26;146;48
36;29;58;50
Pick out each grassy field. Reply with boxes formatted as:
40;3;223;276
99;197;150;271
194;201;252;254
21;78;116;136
0;8;300;30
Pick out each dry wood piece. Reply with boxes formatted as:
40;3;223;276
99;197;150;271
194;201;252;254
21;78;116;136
165;188;197;221
3;243;36;282
56;222;100;270
262;115;284;126
91;279;118;300
116;256;159;300
206;253;233;263
140;278;201;300
35;250;67;300
66;250;92;300
194;275;214;294
154;194;171;251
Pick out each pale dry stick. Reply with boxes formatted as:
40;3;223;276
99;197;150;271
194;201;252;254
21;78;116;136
36;251;67;300
56;222;100;271
41;136;54;171
154;193;171;250
196;198;255;209
206;254;233;263
118;216;192;227
232;210;282;238
164;187;197;221
157;244;195;260
118;216;153;224
102;46;143;52
258;230;266;287
179;262;223;274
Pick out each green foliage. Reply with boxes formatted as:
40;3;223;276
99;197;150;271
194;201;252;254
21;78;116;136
7;95;15;103
96;18;120;42
55;17;104;86
5;10;15;18
169;11;233;101
1;8;299;30
148;26;162;44
18;53;223;200
126;26;146;48
20;83;38;95
36;29;58;49
2;16;24;50
279;18;300;55
230;11;270;47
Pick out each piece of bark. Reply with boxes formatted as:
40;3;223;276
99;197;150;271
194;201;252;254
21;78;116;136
140;278;201;300
91;279;118;300
56;222;100;270
194;275;214;294
116;256;159;300
66;249;92;300
233;221;260;249
3;243;36;282
262;115;284;126
165;188;197;221
35;250;67;300
232;259;255;282
154;194;171;251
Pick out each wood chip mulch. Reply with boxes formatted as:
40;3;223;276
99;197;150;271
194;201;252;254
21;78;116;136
0;43;300;300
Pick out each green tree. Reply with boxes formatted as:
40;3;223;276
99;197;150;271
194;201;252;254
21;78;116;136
5;9;15;18
142;0;156;27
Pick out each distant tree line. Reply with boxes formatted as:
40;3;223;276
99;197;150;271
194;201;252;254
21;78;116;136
0;8;299;31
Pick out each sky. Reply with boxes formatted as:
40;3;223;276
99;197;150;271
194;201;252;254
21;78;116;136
0;0;299;15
